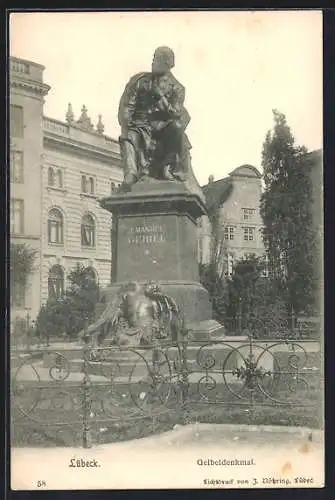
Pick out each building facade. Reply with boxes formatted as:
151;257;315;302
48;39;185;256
10;57;50;322
198;165;265;276
10;57;123;322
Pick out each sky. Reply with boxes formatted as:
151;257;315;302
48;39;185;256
9;11;322;186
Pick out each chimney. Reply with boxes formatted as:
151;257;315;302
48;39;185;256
208;175;214;184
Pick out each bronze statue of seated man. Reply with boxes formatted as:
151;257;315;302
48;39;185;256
118;46;192;190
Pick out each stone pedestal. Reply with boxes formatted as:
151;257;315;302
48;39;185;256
99;180;224;338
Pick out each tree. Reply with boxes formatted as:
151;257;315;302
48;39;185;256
65;263;100;336
199;260;227;323
35;298;72;338
225;255;287;336
35;263;100;339
10;243;38;306
260;110;317;316
199;187;230;323
10;243;38;285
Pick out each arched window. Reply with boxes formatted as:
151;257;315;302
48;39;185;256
48;265;64;300
81;213;95;247
57;169;63;188
48;208;64;244
88;177;94;194
48;167;55;186
111;182;116;194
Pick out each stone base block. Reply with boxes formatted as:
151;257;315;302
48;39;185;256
97;281;215;328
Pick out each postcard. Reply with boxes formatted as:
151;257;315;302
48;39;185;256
9;10;324;490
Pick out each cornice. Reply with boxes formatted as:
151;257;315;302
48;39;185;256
43;132;122;167
11;77;51;97
43;252;111;263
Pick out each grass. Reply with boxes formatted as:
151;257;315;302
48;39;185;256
11;341;322;447
11;370;322;447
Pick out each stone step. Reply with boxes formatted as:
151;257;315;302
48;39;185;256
12;347;83;361
13;338;311;376
12;345;244;373
42;357;197;378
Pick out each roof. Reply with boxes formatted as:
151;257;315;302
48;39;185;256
202;177;233;214
10;55;46;71
201;164;261;213
229;164;262;178
304;149;323;166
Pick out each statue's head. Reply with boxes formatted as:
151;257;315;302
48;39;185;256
144;281;161;295
152;46;175;74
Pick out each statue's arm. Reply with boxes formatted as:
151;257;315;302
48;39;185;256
155;84;186;121
171;84;191;129
170;84;185;115
118;78;140;129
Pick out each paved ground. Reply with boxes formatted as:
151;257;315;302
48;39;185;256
11;423;324;490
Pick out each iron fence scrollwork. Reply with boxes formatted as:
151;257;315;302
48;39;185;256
11;324;321;448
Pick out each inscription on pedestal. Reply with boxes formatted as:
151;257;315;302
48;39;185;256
116;214;198;282
128;224;166;245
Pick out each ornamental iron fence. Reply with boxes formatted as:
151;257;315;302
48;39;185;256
11;324;322;448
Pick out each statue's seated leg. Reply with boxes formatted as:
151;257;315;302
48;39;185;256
138;150;150;179
119;131;140;188
153;122;187;181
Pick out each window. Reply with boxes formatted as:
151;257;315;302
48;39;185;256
243;227;255;241
11;199;24;234
243;252;256;260
10;105;24;138
48;208;64;244
88;177;94;194
81;175;95;194
81;213;95;247
57;169;63;188
48;265;64;300
81;175;87;193
48;167;55;186
11;283;25;308
224;226;235;240
111;182;116;194
242;208;255;221
48;167;63;189
10;150;24;183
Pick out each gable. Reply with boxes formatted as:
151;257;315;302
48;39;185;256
229;164;261;179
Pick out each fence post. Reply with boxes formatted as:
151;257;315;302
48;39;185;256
290;307;296;333
82;327;92;448
177;324;190;425
237;298;242;333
